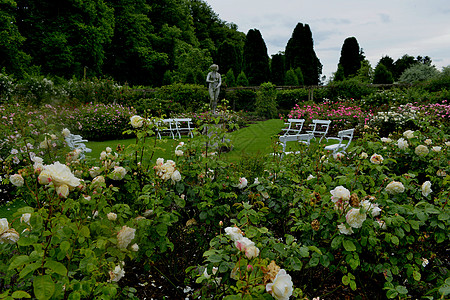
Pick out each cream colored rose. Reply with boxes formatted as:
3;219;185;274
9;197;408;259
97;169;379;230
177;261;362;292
91;176;105;188
346;208;367;228
445;141;450;147
360;200;381;217
380;137;392;143
403;130;415;139
117;225;136;249
424;139;432;145
385;181;405;194
421;181;432;197
0;228;20;244
175;149;183;156
225;226;243;242
330;186;350;203
39;162;80;188
56;184;70;198
431;146;441;152
370;153;383;164
237;177;248;189
265;269;294;300
62;128;71;137
130;115;144;128
338;223;353;235
415;145;429;157
109;264;125;282
360;152;368;159
20;213;31;225
235;237;254;252
107;212;117;221
376;219;387;229
111;166;127;180
0;218;9;235
89;167;102;178
171;170;181;183
397;138;408;150
131;243;139;252
10;174;24;187
245;245;260;259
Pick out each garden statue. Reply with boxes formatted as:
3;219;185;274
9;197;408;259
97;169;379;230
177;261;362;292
206;64;221;114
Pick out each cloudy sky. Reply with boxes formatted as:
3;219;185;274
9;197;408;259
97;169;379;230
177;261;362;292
205;0;450;81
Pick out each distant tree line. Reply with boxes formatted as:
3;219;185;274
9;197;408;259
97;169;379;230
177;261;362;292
0;0;441;88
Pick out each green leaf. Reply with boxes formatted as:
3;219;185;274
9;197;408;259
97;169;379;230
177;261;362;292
342;275;350;285
285;234;295;245
8;255;30;270
33;275;55;300
343;240;356;252
395;285;408;294
19;262;40;279
412;270;421;281
60;241;70;253
331;235;343;249
156;223;168;236
12;291;31;298
80;226;90;238
44;260;68;277
391;236;399;246
18;235;39;247
386;289;398;298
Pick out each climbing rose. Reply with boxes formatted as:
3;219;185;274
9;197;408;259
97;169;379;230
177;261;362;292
265;269;294;300
385;181;405;195
117;226;136;249
338;223;354;235
237;177;248;189
346;208;367;228
397;138;408;150
403;130;414;139
10;174;24;187
330;186;350;203
370;153;383;164
421;181;432;197
415;145;429;157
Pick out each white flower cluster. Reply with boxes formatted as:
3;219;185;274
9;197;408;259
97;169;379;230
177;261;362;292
117;225;136;249
175;142;184;156
371;107;416;127
225;226;260;260
153;158;181;183
100;147;119;169
0;218;20;244
385;181;405;195
109;261;125;282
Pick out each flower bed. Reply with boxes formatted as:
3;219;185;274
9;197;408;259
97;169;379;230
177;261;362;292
0;102;449;299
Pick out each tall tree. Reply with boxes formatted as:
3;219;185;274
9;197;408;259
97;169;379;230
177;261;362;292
393;54;416;81
217;40;242;76
271;53;286;86
15;0;114;78
103;0;168;86
373;63;393;84
243;29;270;85
0;0;30;76
377;56;395;79
285;23;322;85
338;37;365;78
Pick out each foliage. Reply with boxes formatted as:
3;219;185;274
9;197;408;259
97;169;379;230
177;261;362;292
338;37;365;78
284;69;299;86
326;78;377;100
0;96;449;299
285;23;322;85
224;69;236;88
243;29;271;85
154;83;209;112
373;63;394;84
255;83;278;119
236;71;249;87
227;89;256;112
399;64;439;84
270;53;286;86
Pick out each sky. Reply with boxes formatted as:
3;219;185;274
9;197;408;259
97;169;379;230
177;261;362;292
205;0;450;82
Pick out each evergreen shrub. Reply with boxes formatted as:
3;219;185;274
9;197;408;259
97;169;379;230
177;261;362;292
155;83;208;112
255;83;277;119
326;78;376;100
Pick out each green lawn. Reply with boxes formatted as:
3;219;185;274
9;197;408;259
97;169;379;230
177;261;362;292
85;119;286;162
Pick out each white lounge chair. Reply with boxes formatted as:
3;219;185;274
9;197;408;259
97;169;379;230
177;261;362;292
324;128;355;154
282;119;305;136
306;119;332;143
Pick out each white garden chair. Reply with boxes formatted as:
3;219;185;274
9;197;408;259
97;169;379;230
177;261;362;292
65;134;92;159
306;119;332;143
282;119;305;136
278;133;314;159
324;128;355;154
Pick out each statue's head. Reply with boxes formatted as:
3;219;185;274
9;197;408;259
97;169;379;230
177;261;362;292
210;64;219;71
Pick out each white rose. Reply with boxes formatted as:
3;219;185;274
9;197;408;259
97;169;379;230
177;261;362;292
0;218;9;234
370;153;383;165
131;243;139;252
424;139;432;145
225;227;243;242
385;181;405;195
0;228;20;244
106;147;112;153
421;181;432;197
445;141;450;147
235;237;254;252
111;166;127;180
265;269;294;300
62;128;71;137
20;213;31;225
109;264;125;282
415;145;429;157
91;176;105;188
346;208;367;228
380;137;392;143
89;167;102;178
376;219;387;230
431;146;441;152
175;149;184;156
203;266;218;279
38;162;80;188
171;170;181;183
403;130;415;139
360;200;381;217
245;245;260;259
397;138;408;150
56;184;70;198
10;174;24;187
107;212;117;221
330;186;350;203
360;152;368;159
307;174;315;181
130;115;144;128
117;225;136;249
337;223;354;235
237;177;247;189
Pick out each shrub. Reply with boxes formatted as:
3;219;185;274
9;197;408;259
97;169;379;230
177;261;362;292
226;89;257;112
399;64;439;84
326;78;376;100
155;83;208;113
255;83;278;119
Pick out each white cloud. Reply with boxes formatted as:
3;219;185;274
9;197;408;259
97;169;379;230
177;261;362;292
205;0;450;80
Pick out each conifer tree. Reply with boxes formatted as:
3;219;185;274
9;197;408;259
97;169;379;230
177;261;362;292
236;71;249;86
373;63;394;84
271;53;286;86
284;69;299;86
285;23;322;85
338;37;365;78
243;29;270;85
